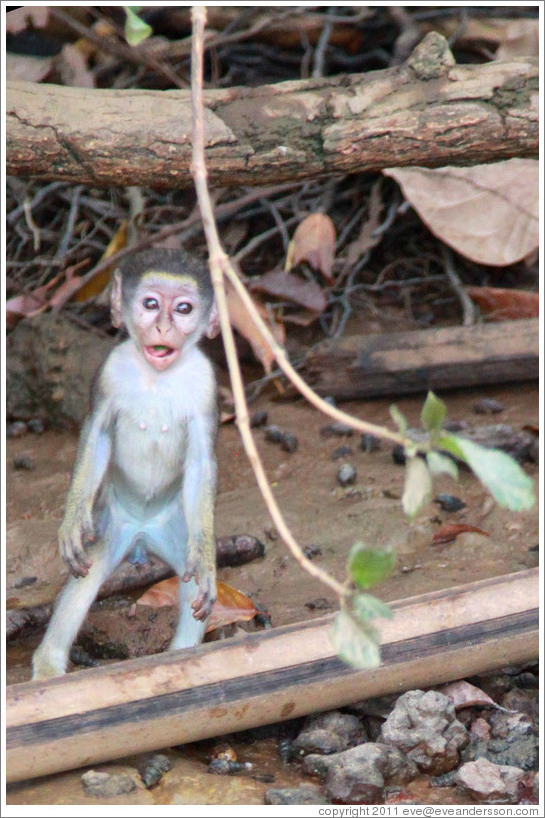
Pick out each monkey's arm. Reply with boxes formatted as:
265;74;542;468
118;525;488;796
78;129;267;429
59;398;112;577
181;409;218;620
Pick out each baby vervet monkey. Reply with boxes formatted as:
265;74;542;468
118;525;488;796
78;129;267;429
32;249;221;680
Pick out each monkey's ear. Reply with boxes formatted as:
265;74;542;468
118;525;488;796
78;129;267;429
205;300;221;339
110;270;124;328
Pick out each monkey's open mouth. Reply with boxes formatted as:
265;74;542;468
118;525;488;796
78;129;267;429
147;345;175;358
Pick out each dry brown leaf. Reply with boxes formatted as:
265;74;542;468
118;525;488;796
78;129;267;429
384;160;539;266
467;286;539;321
225;277;285;374
441;680;498;711
249;268;327;314
75;222;128;302
285;213;336;282
432;523;490;546
136;578;258;632
343;181;384;269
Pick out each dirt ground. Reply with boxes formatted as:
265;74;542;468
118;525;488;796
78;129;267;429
5;378;539;804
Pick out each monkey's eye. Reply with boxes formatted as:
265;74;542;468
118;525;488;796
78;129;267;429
175;302;193;315
142;297;159;310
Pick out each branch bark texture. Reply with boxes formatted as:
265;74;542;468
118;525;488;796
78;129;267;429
7;33;538;188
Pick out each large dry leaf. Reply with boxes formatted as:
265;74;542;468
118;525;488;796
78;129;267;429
384;160;539;266
136;578;258;632
225;277;285;374
249;268;327;314
467;286;539;320
285;213;336;282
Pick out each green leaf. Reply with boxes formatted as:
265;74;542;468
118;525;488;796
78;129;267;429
348;542;396;589
352;593;392;622
421;391;447;434
390;404;408;434
438;433;468;463
124;6;152;45
427;450;459;480
402;456;433;518
448;435;535;511
330;611;381;670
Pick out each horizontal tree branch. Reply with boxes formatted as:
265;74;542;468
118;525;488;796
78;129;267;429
6;33;538;189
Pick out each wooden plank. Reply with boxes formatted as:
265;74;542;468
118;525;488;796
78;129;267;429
300;319;539;399
6;569;538;783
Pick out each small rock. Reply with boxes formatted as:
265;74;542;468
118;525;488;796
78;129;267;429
303;544;322;559
292;711;366;757
7;421;28;438
337;463;356;487
331;445;352;460
304;597;332;611
434;493;466;513
469;717;491;741
462;735;538;772
455;757;524;804
264;425;283;443
321;422;354;437
360;433;381;452
13;454;34;470
392;445;406;465
28;417;45;433
138;754;171;788
500;687;539;722
380;690;468;774
250;410;268;428
320;743;418;804
81;770;137;798
489;710;533;740
280;433;298;453
265;786;329;805
473;398;504;415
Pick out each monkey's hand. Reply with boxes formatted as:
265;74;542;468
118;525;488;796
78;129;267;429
182;549;216;622
58;507;94;578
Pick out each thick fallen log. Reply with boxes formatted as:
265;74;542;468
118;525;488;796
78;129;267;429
6;569;538;783
6;33;538;188
300;319;539;400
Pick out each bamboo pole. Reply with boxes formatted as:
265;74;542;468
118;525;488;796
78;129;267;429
6;569;538;783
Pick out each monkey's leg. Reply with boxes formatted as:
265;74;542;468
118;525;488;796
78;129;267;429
32;542;113;680
170;575;208;650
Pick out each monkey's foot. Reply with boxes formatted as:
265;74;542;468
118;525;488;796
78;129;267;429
31;647;67;681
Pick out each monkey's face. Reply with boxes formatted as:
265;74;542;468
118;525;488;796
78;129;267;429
126;272;209;371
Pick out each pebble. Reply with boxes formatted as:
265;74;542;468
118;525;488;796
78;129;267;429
321;422;354;437
250;410;268;428
360;433;381;453
303;544;322;560
331;445;352;460
7;421;28;438
434;493;466;513
28;417;45;433
304;597;332;611
138;754;171;788
81;770;137;798
265;786;329;805
13;454;34;470
292;711;366;757
337;463;356;487
473;398;504;415
455;757;524;804
280;433;298;453
264;424;283;443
